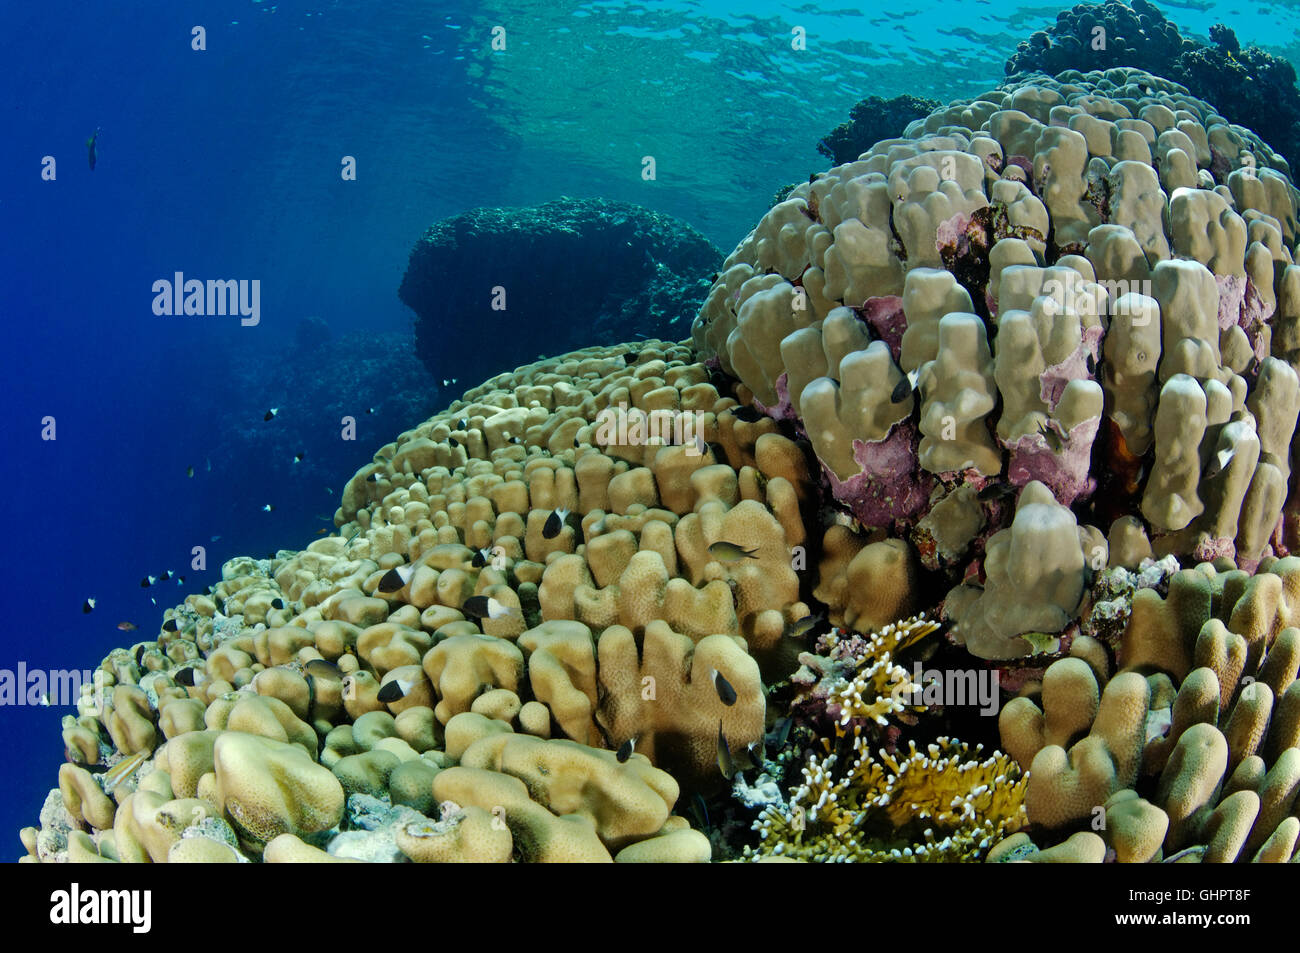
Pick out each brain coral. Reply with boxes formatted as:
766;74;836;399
693;66;1300;659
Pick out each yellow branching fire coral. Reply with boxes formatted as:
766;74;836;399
746;733;1027;862
746;614;1025;862
821;615;940;726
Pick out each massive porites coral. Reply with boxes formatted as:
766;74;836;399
400;197;721;386
692;66;1300;660
23;339;839;864
990;556;1300;862
1005;0;1300;175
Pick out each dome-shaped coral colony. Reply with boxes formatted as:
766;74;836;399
24;67;1300;864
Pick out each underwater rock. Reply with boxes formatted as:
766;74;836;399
399;197;721;385
817;94;943;167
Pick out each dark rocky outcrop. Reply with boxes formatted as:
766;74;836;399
399;197;721;384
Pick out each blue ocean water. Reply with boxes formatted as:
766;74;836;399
2;0;1298;848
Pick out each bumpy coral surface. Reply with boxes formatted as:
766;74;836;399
693;66;1300;661
993;556;1300;862
22;340;831;863
1005;1;1300;175
24;65;1300;866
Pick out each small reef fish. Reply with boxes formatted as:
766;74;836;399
271;598;284;610
712;669;737;706
890;368;921;404
456;418;469;431
39;692;50;706
471;547;493;569
102;752;149;791
1206;448;1234;478
186;465;194;478
365;407;376;415
304;658;342;681
616;737;636;763
141;576;157;588
977;482;1017;502
745;741;764;771
262;504;274;512
134;645;147;667
462;595;518;620
784;614;823;639
82;598;96;614
377;564;415;593
774;716;793;748
264;408;279;421
623;351;638;363
116;621;137;632
708;541;758;562
86;127;100;170
728;405;764;423
443;379;458;387
717;721;736;780
377;678;414;703
210;535;221;542
316;528;328;535
542;508;569;539
162;618;178;633
173;667;200;687
688;792;710;830
293;452;304;464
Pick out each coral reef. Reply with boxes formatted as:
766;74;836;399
693;65;1300;661
992;556;1300;862
399;198;721;385
21;46;1300;867
742;615;1029;862
1005;1;1300;175
21;340;826;863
